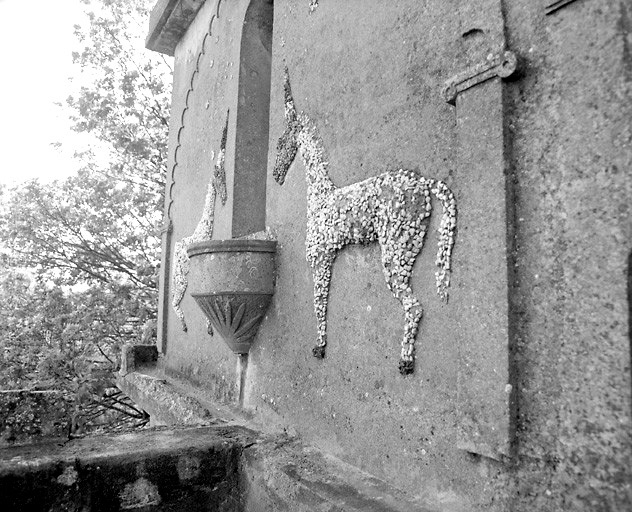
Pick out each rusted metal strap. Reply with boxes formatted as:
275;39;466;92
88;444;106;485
442;50;518;105
545;0;581;16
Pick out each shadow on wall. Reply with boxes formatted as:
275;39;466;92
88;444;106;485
233;0;274;238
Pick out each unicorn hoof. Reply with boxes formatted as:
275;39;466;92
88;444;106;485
398;359;414;375
312;346;326;359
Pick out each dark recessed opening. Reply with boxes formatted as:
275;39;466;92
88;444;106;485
232;0;274;238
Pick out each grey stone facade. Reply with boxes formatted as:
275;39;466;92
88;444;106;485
147;0;632;509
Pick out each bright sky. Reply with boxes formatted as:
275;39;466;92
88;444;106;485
0;0;90;185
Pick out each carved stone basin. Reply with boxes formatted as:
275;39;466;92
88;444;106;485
186;239;277;354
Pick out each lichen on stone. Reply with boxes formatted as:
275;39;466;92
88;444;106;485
274;68;457;375
172;111;229;332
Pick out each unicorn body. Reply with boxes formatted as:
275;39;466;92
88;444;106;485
274;70;456;374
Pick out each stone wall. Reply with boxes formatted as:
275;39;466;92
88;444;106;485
502;1;632;509
151;0;632;510
1;426;245;511
158;0;248;402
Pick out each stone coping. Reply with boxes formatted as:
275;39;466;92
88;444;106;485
111;368;437;511
0;425;250;511
146;0;206;56
1;423;434;512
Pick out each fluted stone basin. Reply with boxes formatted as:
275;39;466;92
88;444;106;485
187;239;277;354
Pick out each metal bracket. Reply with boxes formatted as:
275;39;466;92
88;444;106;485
545;0;580;16
442;51;518;105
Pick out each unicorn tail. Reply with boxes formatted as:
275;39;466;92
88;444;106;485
431;180;457;301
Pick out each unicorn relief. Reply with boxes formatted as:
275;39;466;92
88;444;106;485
273;69;457;375
172;111;229;332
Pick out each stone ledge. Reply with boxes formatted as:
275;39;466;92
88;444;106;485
241;436;436;512
0;425;255;512
146;0;206;56
117;370;225;426
114;369;440;511
1;422;435;512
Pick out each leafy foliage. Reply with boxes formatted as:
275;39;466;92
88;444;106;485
2;176;159;293
68;0;171;203
0;0;171;437
0;0;170;311
0;269;152;436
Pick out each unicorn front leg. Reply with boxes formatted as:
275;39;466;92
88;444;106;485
310;254;334;359
398;291;423;375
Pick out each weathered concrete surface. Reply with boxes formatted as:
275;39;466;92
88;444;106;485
118;359;250;428
261;3;630;509
497;1;632;510
0;425;251;511
453;79;514;460
118;369;220;427
151;0;632;510
118;366;445;510
241;435;435;512
446;0;516;460
255;2;491;509
1;419;440;512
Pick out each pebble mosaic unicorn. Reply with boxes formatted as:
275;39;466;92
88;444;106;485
273;68;457;375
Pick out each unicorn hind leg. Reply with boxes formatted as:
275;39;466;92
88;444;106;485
379;230;425;374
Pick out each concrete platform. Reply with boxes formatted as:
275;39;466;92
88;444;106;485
0;353;437;511
0;425;249;511
1;423;435;511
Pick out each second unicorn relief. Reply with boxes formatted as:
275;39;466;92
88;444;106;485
273;68;457;375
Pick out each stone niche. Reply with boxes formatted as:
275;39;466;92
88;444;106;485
153;0;275;404
149;0;632;510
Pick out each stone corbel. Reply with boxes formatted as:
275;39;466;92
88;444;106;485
146;0;206;55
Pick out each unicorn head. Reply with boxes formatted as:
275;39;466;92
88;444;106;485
273;67;302;185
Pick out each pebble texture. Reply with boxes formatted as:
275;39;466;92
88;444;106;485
274;69;456;374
